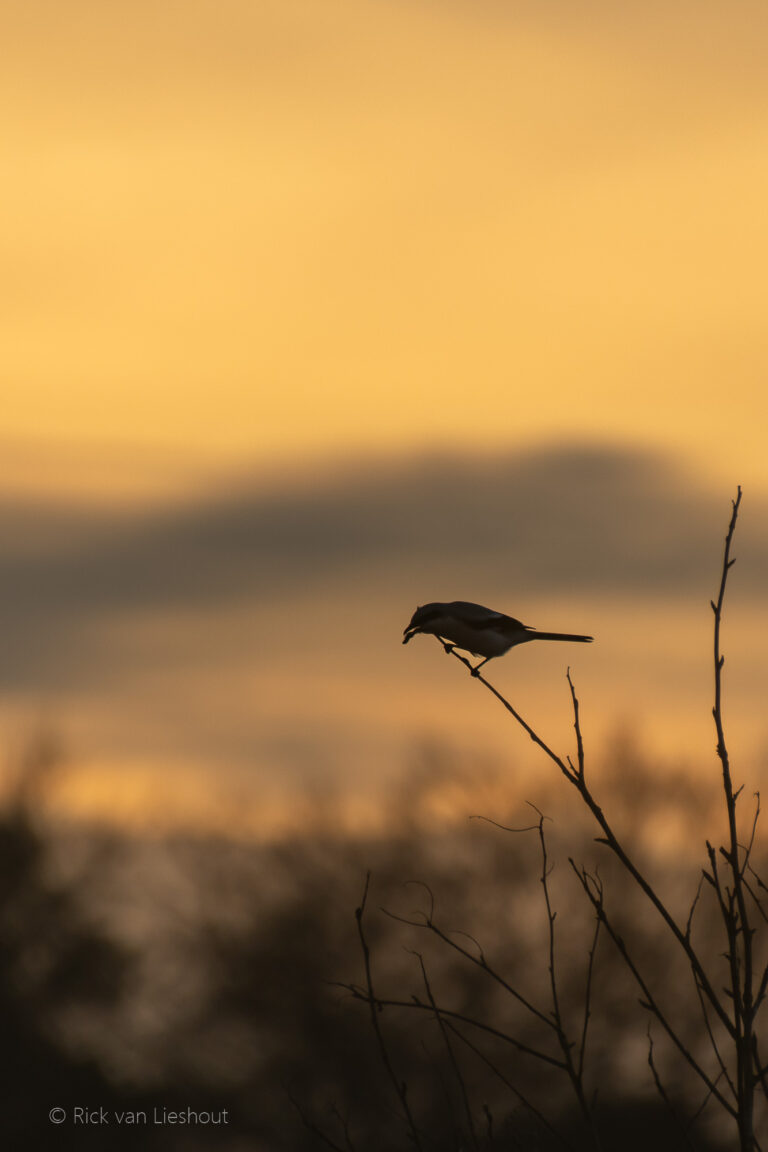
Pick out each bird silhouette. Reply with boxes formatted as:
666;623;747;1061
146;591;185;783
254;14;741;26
403;600;592;674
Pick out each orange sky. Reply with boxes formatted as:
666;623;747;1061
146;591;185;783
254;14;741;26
3;2;768;836
3;0;768;498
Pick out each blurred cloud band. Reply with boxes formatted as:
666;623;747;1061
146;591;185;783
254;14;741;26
0;446;762;630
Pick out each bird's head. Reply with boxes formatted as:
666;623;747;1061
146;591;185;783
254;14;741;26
403;603;441;644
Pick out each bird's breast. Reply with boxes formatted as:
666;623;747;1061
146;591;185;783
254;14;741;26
423;614;514;658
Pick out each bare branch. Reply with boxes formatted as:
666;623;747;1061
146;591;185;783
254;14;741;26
381;858;556;1032
354;873;424;1150
710;487;758;1151
647;1027;699;1151
685;876;705;944
742;794;762;876
440;640;579;785
692;972;737;1102
571;862;737;1120
440;637;735;1040
444;1022;577;1152
286;1086;350;1152
537;817;602;1148
567;669;586;780
578;905;602;1080
341;981;568;1071
412;950;479;1151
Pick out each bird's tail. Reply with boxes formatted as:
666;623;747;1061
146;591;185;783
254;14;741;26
530;631;593;644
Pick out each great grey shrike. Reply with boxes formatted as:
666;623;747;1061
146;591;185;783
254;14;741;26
403;600;593;674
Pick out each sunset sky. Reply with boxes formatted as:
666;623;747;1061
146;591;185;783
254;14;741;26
2;1;767;833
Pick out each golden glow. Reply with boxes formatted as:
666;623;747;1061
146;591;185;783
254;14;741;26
3;1;768;493
3;3;768;836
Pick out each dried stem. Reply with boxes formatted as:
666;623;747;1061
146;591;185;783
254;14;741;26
355;872;423;1150
711;487;756;1150
646;1027;699;1152
443;1021;577;1152
412;951;479;1151
536;813;602;1148
443;641;734;1042
351;486;763;1146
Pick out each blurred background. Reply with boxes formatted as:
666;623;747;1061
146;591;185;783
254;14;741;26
2;1;768;1147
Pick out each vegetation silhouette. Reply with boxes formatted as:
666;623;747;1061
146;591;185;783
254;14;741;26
1;489;764;1151
333;489;767;1150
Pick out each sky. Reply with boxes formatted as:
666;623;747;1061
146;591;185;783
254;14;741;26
2;1;767;834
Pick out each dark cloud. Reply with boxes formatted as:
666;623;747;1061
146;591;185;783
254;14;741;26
0;444;761;690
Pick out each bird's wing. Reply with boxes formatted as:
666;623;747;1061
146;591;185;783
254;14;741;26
446;602;527;631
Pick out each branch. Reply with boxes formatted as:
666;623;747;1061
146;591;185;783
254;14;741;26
441;642;579;785
647;1026;700;1151
571;862;737;1120
412;951;479;1151
710;487;758;1150
578;903;602;1081
355;873;423;1149
445;640;735;1040
537;814;601;1147
339;982;569;1071
380;898;554;1032
443;1021;577;1152
286;1087;351;1152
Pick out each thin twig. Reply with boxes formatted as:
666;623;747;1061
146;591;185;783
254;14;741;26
692;970;737;1102
685;876;705;944
444;640;735;1042
339;982;568;1071
381;875;556;1032
329;1104;358;1152
537;815;601;1148
742;794;762;876
444;1021;577;1152
578;905;602;1080
355;873;423;1149
571;862;737;1120
711;487;756;1150
443;643;578;785
412;950;479;1151
286;1087;350;1152
647;1026;700;1151
567;669;586;780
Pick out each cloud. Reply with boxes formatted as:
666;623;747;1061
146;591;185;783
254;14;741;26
0;443;761;692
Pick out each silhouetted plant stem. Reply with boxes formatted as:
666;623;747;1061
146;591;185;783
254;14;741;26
382;877;556;1030
286;1087;351;1152
536;812;603;1150
646;1026;700;1152
442;1022;577;1152
571;863;737;1119
342;985;570;1071
446;646;734;1043
438;486;764;1149
355;872;423;1150
412;951;479;1152
377;815;602;1148
711;487;756;1151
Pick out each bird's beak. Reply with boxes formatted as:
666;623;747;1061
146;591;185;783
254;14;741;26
402;628;416;645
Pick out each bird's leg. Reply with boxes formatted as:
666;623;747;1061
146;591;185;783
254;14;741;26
471;657;489;677
437;635;455;655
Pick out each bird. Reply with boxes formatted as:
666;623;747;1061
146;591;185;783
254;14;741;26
403;600;593;674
